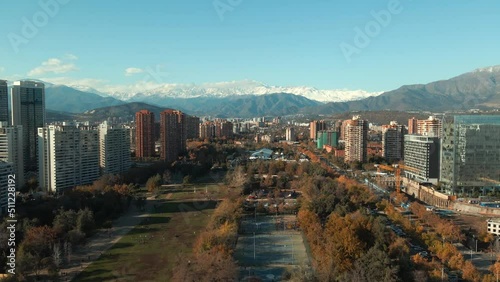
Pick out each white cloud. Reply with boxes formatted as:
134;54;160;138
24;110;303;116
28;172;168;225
124;67;144;76
28;56;79;76
63;53;78;60
0;67;4;73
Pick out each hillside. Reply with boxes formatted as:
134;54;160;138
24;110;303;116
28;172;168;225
309;66;500;114
46;85;125;113
84;93;321;118
80;102;169;121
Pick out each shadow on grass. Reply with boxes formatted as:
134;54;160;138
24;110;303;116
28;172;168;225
96;252;121;260
154;200;218;214
73;268;117;282
107;242;135;250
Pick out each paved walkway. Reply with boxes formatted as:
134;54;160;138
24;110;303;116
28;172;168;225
58;195;168;281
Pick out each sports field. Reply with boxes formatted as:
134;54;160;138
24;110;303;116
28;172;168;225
235;215;310;281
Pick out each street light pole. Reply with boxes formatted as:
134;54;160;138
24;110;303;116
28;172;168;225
253;232;256;260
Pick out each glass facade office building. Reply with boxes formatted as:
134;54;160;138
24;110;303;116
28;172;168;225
440;115;500;195
317;130;339;149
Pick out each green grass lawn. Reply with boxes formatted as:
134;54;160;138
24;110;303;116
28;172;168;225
74;197;217;282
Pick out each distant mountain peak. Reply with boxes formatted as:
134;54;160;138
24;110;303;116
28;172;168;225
104;79;383;103
473;65;500;73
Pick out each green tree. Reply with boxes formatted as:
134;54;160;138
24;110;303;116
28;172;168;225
346;245;398;282
53;208;77;234
67;229;86;245
21;176;38;193
77;208;95;235
183;175;192;186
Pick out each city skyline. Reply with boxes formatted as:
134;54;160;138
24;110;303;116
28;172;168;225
0;1;499;94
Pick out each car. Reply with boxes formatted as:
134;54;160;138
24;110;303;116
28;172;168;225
418;251;429;258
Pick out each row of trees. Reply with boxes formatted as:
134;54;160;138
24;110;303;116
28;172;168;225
173;198;243;281
383;198;484;281
297;175;412;281
0;175;139;280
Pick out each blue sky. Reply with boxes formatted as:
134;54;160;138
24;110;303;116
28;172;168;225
0;0;499;92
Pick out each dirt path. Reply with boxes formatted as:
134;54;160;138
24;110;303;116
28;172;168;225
58;195;165;281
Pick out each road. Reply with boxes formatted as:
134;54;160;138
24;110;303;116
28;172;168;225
454;242;496;273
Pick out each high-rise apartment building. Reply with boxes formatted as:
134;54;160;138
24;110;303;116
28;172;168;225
382;121;407;162
408;117;418;134
0;122;24;186
11;81;45;173
160;110;186;163
0;161;14;214
344;116;368;163
310;120;327;140
216;121;233;139
440;115;500;195
403;135;440;184
0;80;8;124
135;110;155;158
200;122;216;139
199;120;232;139
38;124;99;193
417;116;442;137
99;121;131;175
286;127;295;141
186;115;200;139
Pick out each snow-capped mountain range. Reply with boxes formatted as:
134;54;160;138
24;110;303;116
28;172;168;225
82;80;382;103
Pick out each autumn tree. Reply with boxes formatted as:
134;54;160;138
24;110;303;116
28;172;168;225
490;258;500;281
227;165;250;191
462;260;481;282
146;174;162;192
18;226;57;276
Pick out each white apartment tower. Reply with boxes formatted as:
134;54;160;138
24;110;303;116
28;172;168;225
38;124;99;193
99;121;131;175
286;127;295;141
344;116;368;163
0;122;24;187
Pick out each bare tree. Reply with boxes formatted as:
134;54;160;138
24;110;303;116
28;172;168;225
64;241;72;264
52;243;62;269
